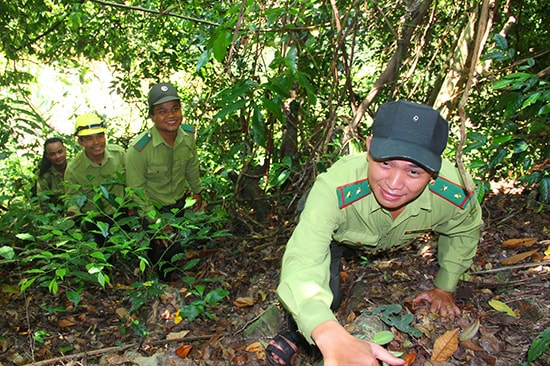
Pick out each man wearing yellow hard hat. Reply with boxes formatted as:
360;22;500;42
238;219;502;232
64;113;126;226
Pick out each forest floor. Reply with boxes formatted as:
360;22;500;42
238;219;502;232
1;181;550;366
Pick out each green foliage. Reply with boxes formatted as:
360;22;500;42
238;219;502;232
372;304;423;338
528;326;550;362
466;34;550;202
514;326;550;365
178;275;229;322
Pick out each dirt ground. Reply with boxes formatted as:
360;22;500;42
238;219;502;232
1;182;549;366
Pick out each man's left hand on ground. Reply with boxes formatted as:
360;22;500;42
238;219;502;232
413;287;461;319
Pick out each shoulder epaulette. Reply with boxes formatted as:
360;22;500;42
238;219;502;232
336;178;372;209
429;176;473;209
180;124;195;133
132;133;152;152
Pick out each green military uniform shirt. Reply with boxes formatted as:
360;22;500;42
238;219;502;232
36;166;64;208
277;153;483;344
64;144;126;215
125;125;201;216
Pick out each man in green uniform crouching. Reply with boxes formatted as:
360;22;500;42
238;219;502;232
126;82;203;280
267;100;483;366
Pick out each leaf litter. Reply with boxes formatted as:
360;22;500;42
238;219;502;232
0;186;549;365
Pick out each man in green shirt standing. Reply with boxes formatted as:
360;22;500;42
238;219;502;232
267;101;483;366
64;113;126;244
36;137;67;210
125;82;203;279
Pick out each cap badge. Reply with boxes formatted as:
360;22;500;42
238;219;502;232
161;85;168;92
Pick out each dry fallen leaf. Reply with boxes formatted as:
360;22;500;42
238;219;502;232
403;352;416;366
459;318;480;341
460;340;484;351
106;354;128;365
115;307;128;319
233;297;255;308
246;342;265;353
58;317;76;328
431;328;459;361
501;238;538;248
167;330;190;340
175;344;192;358
500;249;539;265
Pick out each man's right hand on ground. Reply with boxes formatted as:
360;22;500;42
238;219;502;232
312;320;405;366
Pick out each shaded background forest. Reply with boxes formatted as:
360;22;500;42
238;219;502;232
0;0;549;364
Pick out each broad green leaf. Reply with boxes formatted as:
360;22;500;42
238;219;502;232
213;28;229;62
204;288;229;305
522;92;541;108
370;330;394;345
16;233;35;241
213;99;247;121
493;33;508;51
488;299;517;317
66;290;81;308
0;246;15;260
528;326;550;361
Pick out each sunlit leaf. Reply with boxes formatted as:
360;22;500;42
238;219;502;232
488;299;517;317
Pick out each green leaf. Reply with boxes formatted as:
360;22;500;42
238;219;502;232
488;299;517;317
528;326;550;361
213;28;229;62
493;33;508;51
66;290;81;308
539;177;550;203
213;99;247;121
16;233;35;241
0;246;15;260
370;330;394;345
251;104;267;147
19;277;37;292
204;288;229;305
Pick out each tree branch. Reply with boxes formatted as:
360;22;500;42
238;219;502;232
87;0;220;26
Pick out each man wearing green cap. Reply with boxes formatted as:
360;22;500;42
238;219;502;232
125;82;203;279
266;100;483;366
64;112;126;218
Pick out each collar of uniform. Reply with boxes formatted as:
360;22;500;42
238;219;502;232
151;125;185;147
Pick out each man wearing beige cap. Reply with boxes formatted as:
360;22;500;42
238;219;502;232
267;100;483;365
126;82;203;279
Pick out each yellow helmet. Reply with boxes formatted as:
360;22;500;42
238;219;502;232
74;113;107;137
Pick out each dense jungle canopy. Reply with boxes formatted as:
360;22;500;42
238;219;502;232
0;0;549;365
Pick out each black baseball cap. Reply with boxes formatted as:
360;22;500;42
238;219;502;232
369;100;449;173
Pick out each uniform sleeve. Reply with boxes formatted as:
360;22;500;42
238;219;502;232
433;195;483;292
125;147;153;216
184;137;202;194
277;177;342;344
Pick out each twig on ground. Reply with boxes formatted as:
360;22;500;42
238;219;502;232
470;261;550;274
23;335;215;366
